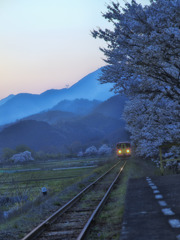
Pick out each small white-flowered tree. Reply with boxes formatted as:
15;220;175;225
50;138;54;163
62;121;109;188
98;144;112;155
77;151;84;157
85;146;98;156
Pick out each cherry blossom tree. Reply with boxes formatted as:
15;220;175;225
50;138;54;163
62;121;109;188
92;0;180;102
92;0;180;159
123;95;180;158
98;144;112;155
84;146;98;156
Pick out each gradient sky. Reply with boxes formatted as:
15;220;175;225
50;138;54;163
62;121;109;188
0;0;150;100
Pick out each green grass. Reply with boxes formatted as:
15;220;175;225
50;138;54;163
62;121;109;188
0;158;100;219
0;156;161;240
0;156;106;171
0;156;117;239
0;169;91;204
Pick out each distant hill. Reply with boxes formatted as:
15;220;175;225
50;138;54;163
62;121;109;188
53;112;128;148
65;69;114;101
24;110;78;125
0;68;115;126
0;94;129;154
93;95;127;119
23;95;126;126
0;94;15;106
0;115;128;154
0;120;68;152
0;90;67;126
52;99;101;116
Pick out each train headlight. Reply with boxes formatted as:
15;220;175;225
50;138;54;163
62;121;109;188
118;150;122;154
126;149;130;153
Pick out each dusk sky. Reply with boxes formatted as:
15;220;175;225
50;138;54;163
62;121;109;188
0;0;150;100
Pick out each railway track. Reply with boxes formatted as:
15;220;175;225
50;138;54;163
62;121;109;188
22;160;126;240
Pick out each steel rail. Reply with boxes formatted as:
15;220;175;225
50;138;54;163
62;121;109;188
77;161;126;240
21;160;122;240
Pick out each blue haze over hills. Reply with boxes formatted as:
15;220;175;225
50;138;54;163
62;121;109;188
0;68;114;126
0;68;129;154
0;94;129;153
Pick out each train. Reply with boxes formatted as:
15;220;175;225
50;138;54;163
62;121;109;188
116;142;131;157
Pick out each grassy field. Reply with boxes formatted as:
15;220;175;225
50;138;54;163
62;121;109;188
0;156;117;238
0;155;161;239
0;157;109;209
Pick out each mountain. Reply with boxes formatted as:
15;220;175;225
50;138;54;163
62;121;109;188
0;120;68;152
92;95;127;119
52;99;101;115
22;95;125;126
0;94;15;106
0;114;128;154
64;69;114;101
0;94;129;154
24;110;78;125
53;112;128;148
0;68;115;126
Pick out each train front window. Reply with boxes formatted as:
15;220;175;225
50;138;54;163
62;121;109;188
116;144;121;149
116;142;131;149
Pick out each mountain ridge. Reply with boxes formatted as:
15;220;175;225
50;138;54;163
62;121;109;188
0;95;129;154
0;68;115;126
0;94;15;106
